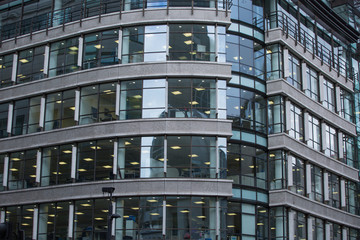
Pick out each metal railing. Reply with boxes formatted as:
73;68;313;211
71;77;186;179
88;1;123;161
0;0;232;44
266;11;357;83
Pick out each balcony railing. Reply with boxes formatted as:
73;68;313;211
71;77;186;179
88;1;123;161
266;11;358;83
0;0;232;44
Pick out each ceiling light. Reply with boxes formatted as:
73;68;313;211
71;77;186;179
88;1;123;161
171;146;181;150
183;33;192;37
171;91;182;95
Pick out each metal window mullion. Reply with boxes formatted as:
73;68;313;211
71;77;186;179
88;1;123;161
71;145;77;179
287;154;293;188
78;36;84;68
113;140;118;176
7;103;13;134
164;138;167;175
68;203;74;238
3;156;9;188
118;28;122;62
36;150;42;184
39;97;46;128
11;53;18;83
32;207;39;240
162;199;166;236
44;45;50;76
75;90;80;122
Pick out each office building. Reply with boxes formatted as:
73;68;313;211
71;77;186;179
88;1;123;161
0;0;359;239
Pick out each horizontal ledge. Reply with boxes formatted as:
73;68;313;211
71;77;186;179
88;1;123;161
0;178;234;206
0;61;232;102
269;189;360;229
0;118;233;153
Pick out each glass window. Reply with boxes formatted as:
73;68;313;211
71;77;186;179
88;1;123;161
17;46;45;84
345;180;358;215
227;143;267;189
343;134;356;168
5;205;34;239
340;89;353;122
0;103;9;138
287;53;301;89
330;223;341;240
122;25;166;63
115;196;164;239
73;199;108;239
12;96;41;135
117;136;164;179
230;0;264;29
0;54;13;88
305;66;319;101
80;83;116;125
167;136;217;178
311;217;324;240
49;38;79;77
83;30;119;69
268;96;284;134
165;196;216;239
269;150;286;190
291;156;305;195
307;114;321;151
226;34;265;80
120;79;166;119
289;103;303;141
168;78;216;118
0;154;5;191
270;207;287;240
41;145;73;186
324;124;337;159
266;44;282;80
323;78;335;112
169;24;216;61
8;150;37;190
76;139;114;182
38;202;69;239
294;212;306;240
328;173;340;209
227;87;266;133
310;165;323;202
45;89;76;130
21;0;52;35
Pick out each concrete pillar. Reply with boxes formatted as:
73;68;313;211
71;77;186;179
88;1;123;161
338;131;343;160
306;163;311;196
302;61;307;92
113;140;118;176
335;84;341;114
43;45;50;77
71;145;77;180
77;37;83;68
39;97;46;128
36;150;42;184
115;83;120;117
340;179;346;208
304;111;309;143
7;103;13;134
68;203;74;239
0;210;5;223
74;90;80;122
287;154;293;188
283;48;289;78
324;171;329;202
285;99;291;133
118;29;123;61
3;156;9;188
288;210;295;240
325;223;331;240
307;217;313;240
319;75;324;103
11;53;18;83
321;121;327;152
32;207;39;240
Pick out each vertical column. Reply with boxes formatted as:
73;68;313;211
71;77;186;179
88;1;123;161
338;131;343;160
215;138;219;178
3;156;9;189
319;75;324;103
39;97;46;128
118;28;123;62
113;140;118;177
335;84;341;114
71;145;77;180
7;103;13;135
301;61;307;92
164;138;167;176
36;150;42;185
112;201;116;237
303;111;309;143
307;217;313;240
74;90;80;122
321;121;327;153
325;223;331;240
216;199;220;239
342;228;347;240
215;23;218;61
77;36;84;68
115;83;120;117
340;179;346;208
0;210;5;223
166;24;170;59
283;48;289;78
43;45;50;77
32;207;39;240
287;154;293;188
11;53;18;83
288;210;295;240
306;163;311;197
68;203;74;239
285;99;291;133
324;171;329;202
162;199;166;237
